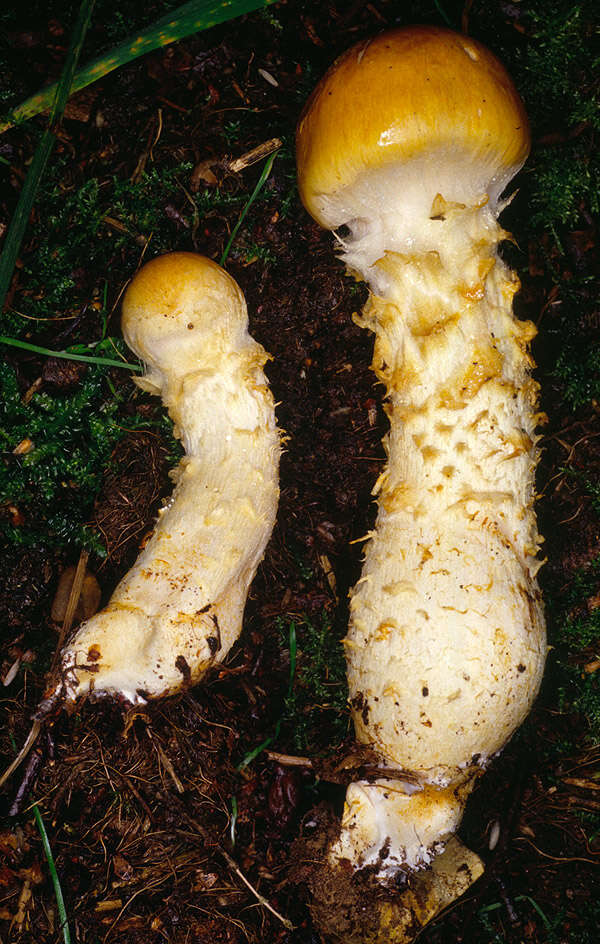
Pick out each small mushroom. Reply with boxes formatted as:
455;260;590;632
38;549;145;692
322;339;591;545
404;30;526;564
297;25;546;938
59;253;280;702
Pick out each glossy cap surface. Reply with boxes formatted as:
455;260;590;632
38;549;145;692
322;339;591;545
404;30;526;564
297;26;530;229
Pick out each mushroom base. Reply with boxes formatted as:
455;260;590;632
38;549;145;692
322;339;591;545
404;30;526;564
309;836;483;944
329;778;470;878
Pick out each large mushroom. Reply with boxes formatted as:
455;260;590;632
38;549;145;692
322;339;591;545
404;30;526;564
296;26;546;939
59;253;280;702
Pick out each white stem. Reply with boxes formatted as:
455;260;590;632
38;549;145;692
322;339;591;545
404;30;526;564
60;265;280;703
332;200;546;877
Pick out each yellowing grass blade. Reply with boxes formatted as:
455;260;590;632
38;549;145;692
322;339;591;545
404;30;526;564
1;0;277;134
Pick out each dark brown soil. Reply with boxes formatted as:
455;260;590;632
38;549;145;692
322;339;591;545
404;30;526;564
1;2;599;943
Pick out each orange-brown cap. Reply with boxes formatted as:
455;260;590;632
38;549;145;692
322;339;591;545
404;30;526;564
296;26;530;230
122;252;247;374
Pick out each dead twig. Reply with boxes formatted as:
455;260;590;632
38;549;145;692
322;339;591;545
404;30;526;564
185;814;295;931
52;548;89;668
0;722;42;790
217;845;295;932
148;730;185;794
227;138;282;174
9;746;43;816
266;750;313;767
462;0;475;35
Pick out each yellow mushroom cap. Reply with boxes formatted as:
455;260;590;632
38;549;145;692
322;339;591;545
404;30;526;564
122;252;248;375
296;26;530;231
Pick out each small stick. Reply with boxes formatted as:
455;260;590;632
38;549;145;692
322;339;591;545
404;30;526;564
264;750;422;787
217;844;295;931
0;721;41;790
148;731;185;794
227;138;282;174
9;747;42;816
52;548;89;668
266;751;312;767
185;813;295;931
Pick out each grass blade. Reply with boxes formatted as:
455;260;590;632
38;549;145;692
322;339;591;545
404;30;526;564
0;0;96;312
33;805;72;944
48;0;97;126
9;736;71;944
1;0;277;134
220;149;279;265
518;896;552;931
0;131;55;311
237;726;280;770
0;336;142;371
432;0;453;27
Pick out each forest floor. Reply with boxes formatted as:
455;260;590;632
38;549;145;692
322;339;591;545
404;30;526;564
1;1;599;942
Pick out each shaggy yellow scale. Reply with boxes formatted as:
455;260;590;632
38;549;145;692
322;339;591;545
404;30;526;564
297;25;546;940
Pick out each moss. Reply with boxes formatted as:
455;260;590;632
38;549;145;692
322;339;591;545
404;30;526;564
519;2;598;126
0;361;126;549
16;162;194;326
554;345;600;408
472;1;599;411
529;147;600;231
